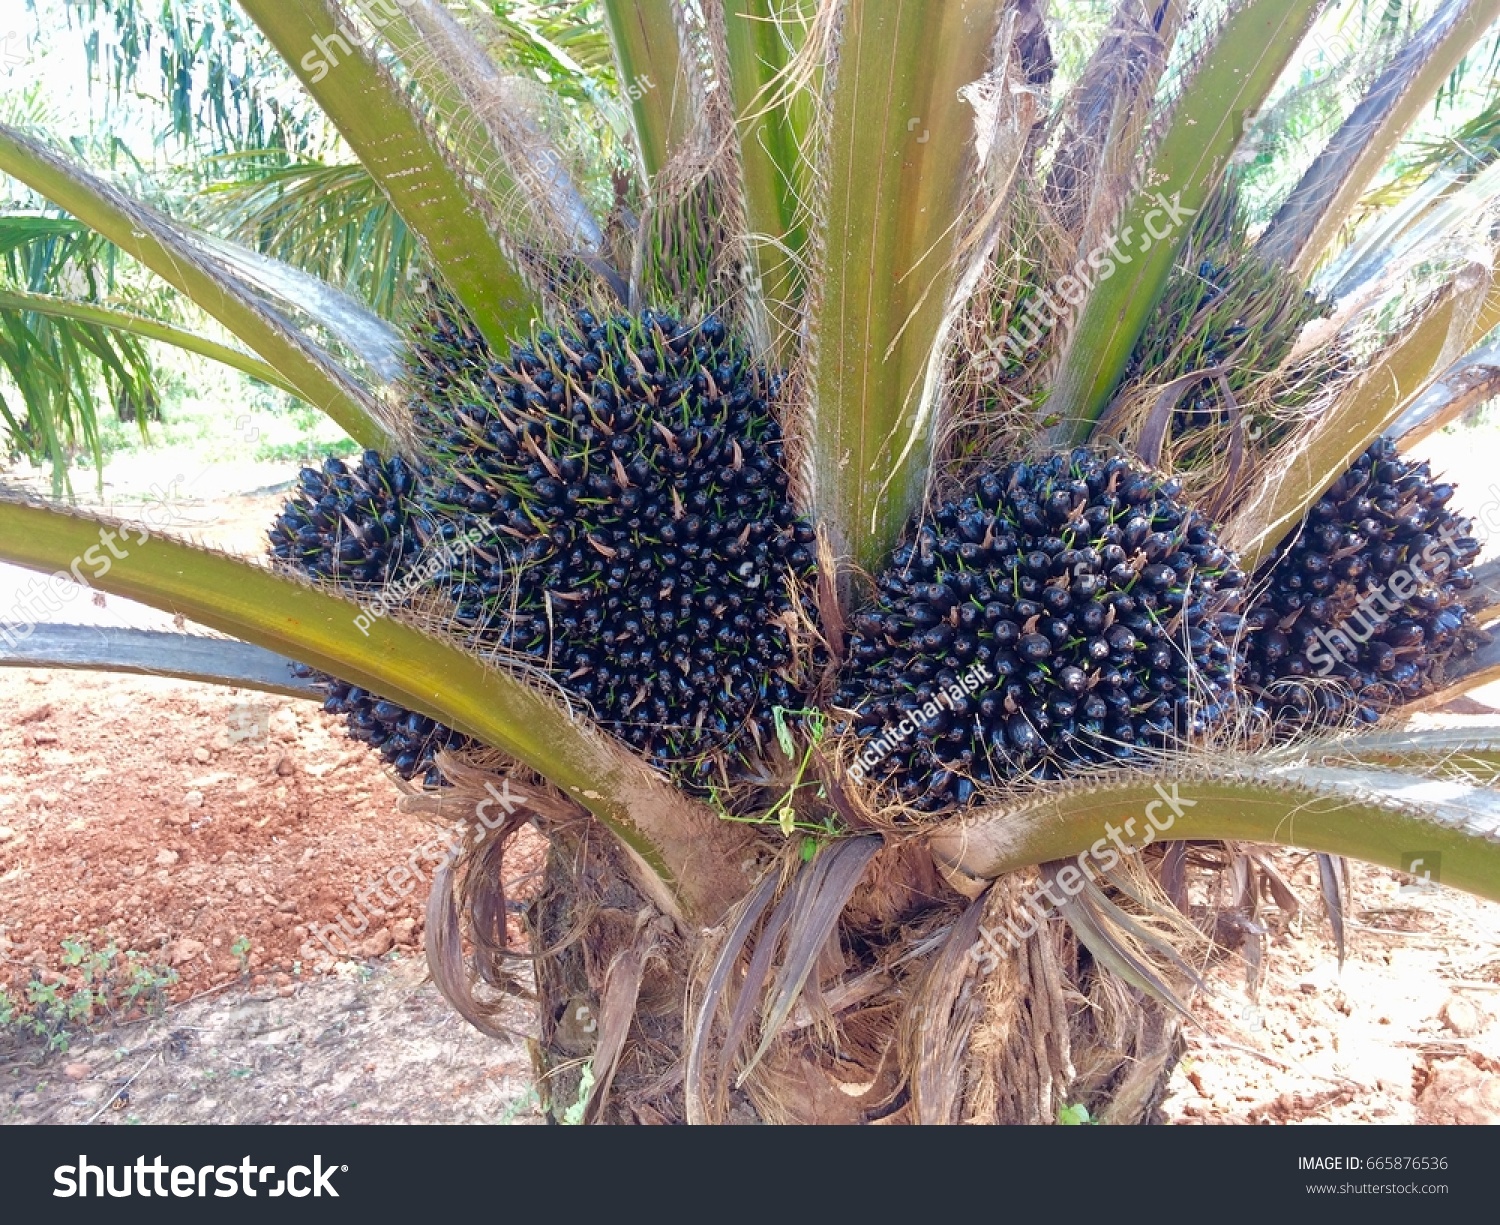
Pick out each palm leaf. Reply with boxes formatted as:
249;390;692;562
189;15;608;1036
0;123;394;448
1391;331;1500;442
804;0;1004;573
237;0;539;354
1259;0;1500;274
1324;156;1500;299
0;624;317;697
0;288;297;393
51;0;319;157
602;0;695;184
195;158;418;320
1045;0;1326;442
724;0;815;362
929;745;1500;903
379;1;611;272
1043;0;1188;262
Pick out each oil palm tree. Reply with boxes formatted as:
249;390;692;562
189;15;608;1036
4;0;1500;1125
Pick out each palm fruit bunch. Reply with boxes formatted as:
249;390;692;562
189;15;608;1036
406;306;817;782
1241;436;1486;726
271;306;817;789
1120;183;1336;454
269;449;421;585
269;450;474;787
314;684;471;788
836;450;1245;812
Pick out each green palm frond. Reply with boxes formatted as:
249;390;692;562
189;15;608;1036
1257;0;1500;275
1364;82;1500;210
0;122;397;446
931;736;1500;902
196;157;417;319
0;211;163;490
42;0;322;156
0;294;150;492
1044;0;1325;441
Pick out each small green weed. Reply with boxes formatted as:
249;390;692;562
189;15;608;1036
709;706;842;846
560;1063;595;1126
1;939;177;1053
498;1087;540;1125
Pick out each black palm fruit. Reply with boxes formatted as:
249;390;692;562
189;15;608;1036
406;306;818;782
314;681;471;788
272;305;818;790
270;449;473;787
836;450;1245;813
269;449;422;586
1242;436;1487;726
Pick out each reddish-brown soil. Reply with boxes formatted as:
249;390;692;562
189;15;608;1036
1161;851;1500;1124
0;481;544;1005
0;667;527;993
0;665;547;1124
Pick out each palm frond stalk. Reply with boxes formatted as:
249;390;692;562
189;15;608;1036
5;0;1500;1125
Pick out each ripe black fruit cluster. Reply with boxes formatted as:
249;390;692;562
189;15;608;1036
409;307;816;780
270;450;474;788
270;308;816;788
836;451;1244;812
1243;436;1485;726
312;679;471;788
269;450;421;587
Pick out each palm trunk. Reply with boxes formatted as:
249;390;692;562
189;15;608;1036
462;796;1180;1125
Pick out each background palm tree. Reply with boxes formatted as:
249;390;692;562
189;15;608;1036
4;0;1500;1123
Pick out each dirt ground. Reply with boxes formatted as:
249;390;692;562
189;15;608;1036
1161;853;1500;1125
2;440;1499;1126
1;956;542;1126
0;665;548;1125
